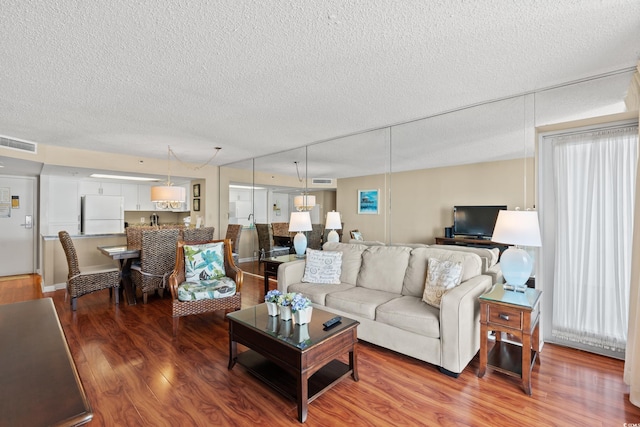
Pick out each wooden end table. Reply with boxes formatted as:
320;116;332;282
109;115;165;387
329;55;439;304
228;304;359;422
263;254;302;294
478;285;542;395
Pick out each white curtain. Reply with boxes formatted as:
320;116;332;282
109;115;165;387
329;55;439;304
551;126;638;351
625;118;640;408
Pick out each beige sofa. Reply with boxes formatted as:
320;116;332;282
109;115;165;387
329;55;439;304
277;242;493;376
349;239;503;284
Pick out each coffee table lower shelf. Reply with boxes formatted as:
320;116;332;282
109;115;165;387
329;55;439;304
237;350;352;403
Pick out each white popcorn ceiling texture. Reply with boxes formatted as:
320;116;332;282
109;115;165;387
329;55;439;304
0;0;638;178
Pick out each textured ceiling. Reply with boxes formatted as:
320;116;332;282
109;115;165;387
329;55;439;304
0;0;638;178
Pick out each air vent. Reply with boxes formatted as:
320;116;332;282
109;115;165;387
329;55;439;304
312;178;334;185
0;135;37;153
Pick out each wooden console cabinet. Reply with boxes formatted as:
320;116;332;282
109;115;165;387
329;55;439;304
434;236;509;255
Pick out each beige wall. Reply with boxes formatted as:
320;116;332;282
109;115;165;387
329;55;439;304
337;158;535;244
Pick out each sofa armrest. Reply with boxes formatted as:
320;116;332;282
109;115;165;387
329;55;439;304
439;274;493;374
277;259;306;293
485;263;503;284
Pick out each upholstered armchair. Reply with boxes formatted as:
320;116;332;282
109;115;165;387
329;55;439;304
58;231;120;311
131;228;180;304
168;239;243;336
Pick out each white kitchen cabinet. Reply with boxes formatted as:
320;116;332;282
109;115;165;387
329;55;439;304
122;184;156;211
47;177;80;234
79;180;121;196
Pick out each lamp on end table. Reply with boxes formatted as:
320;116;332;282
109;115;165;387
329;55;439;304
289;211;312;257
491;210;542;292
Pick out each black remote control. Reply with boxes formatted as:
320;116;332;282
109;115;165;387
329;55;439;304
323;316;342;329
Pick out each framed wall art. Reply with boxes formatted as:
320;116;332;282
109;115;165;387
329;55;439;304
193;198;200;211
192;184;201;198
358;189;379;214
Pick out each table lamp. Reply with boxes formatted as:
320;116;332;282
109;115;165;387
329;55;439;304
491;210;542;292
289;211;312;257
325;211;342;243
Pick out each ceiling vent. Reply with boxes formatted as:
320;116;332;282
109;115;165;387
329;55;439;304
311;178;336;187
0;135;37;154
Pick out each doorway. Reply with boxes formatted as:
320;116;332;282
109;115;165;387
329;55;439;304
0;176;37;276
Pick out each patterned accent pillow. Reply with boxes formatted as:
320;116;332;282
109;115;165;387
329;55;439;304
301;248;343;284
422;258;463;308
184;242;225;283
177;277;236;301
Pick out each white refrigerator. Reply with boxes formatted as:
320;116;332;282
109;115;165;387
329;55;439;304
81;195;124;234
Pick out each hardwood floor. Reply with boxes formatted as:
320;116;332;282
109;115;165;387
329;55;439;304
2;273;639;426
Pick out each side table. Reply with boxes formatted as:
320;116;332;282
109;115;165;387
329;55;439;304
263;254;302;295
478;285;542;395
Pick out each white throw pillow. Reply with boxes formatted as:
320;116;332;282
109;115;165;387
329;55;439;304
422;257;463;308
302;248;343;284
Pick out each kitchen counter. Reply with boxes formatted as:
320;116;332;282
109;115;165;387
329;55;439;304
42;232;126;241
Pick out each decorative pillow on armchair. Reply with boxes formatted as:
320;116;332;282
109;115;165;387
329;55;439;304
422;257;463;308
301;248;343;284
184;242;226;282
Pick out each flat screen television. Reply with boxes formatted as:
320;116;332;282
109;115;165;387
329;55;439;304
453;205;507;239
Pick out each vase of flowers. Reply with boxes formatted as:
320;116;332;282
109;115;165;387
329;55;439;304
264;290;282;316
291;293;313;325
278;292;296;321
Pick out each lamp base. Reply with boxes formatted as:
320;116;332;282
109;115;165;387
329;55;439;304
326;229;339;243
501;247;534;292
293;232;307;258
502;283;528;293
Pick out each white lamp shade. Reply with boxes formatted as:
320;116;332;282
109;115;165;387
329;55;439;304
294;194;316;210
150;185;185;202
288;212;312;232
325;211;342;230
491;210;542;247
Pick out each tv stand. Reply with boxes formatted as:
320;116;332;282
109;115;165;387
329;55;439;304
434;236;509;256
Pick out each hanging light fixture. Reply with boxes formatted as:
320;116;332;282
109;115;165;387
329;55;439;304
151;145;186;209
293;160;316;211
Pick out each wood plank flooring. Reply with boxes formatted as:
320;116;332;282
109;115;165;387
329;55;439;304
2;272;639;426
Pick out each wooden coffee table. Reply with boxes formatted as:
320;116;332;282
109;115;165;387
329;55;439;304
228;304;359;422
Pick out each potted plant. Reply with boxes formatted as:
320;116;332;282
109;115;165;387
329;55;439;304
277;292;296;321
291;293;313;325
264;289;282;316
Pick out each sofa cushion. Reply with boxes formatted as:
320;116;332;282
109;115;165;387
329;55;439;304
422;258;463;308
184;242;225;282
402;248;482;298
376;296;441;338
357;245;411;294
325;287;400;320
322;242;368;285
177;277;236;301
301;248;342;284
287;282;354;305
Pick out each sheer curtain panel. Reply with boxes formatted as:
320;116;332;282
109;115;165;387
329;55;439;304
552;126;638;352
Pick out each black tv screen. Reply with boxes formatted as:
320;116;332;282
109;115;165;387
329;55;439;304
453;205;507;239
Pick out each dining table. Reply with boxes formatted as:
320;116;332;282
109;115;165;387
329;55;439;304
97;245;140;305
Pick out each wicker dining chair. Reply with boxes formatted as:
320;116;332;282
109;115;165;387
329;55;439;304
168;239;243;336
224;224;243;263
131;228;180;304
183;226;215;242
58;231;120;311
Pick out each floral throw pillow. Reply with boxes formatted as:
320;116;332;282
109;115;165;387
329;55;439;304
301;248;343;284
422;257;463;308
184;242;225;283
